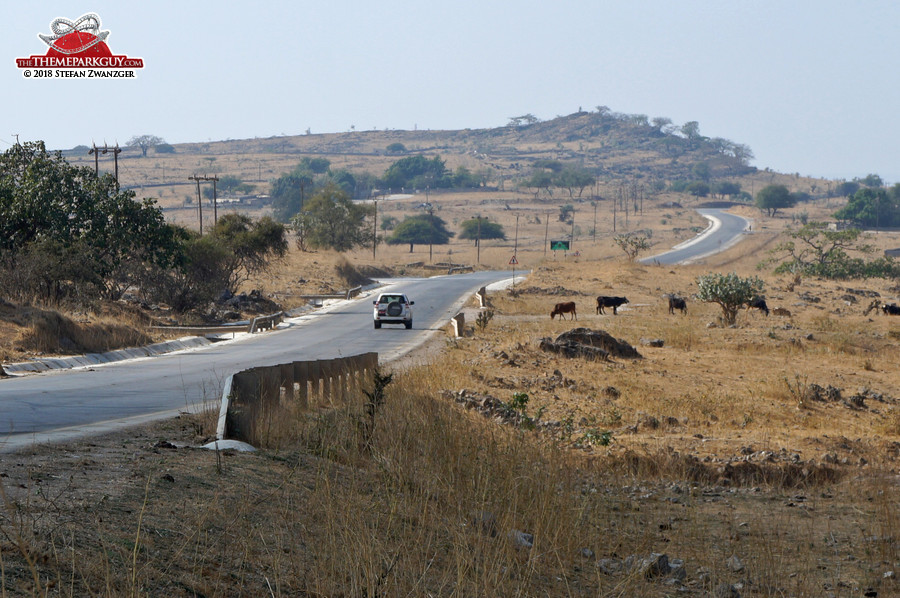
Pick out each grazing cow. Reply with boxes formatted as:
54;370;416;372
772;307;792;317
551;301;577;320
667;295;687;315
882;303;900;316
747;297;769;316
596;296;629;315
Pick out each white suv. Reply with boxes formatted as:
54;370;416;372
373;293;414;329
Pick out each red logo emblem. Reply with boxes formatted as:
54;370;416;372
16;13;144;74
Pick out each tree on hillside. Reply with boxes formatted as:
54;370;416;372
532;159;564;173
556;167;596;198
696;272;765;326
835;181;860;198
685;181;710;198
681;121;701;147
458;218;506;246
290;184;374;252
295;157;331;175
524;170;554;199
755;184;795;217
691;162;711;182
857;173;883;188
713;181;742;199
651;117;675;134
507;114;540;127
386;213;453;252
382;155;449;190
127;134;165;157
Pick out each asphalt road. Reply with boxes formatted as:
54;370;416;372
640;208;751;265
0;208;749;450
0;270;515;449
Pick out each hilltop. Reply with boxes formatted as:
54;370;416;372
60;110;828;219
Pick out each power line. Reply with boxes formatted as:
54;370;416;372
188;174;219;234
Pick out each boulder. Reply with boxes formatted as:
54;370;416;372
550;328;642;359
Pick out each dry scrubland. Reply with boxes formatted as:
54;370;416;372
2;186;900;596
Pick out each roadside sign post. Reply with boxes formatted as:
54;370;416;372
550;239;570;258
509;254;518;288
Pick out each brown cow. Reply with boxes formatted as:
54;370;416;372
551;302;577;320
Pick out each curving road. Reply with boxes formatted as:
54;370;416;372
640;208;751;266
0;270;513;450
0;208;749;450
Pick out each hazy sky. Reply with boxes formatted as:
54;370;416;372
3;2;898;183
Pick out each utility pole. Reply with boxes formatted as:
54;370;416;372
592;200;597;244
427;206;434;263
89;143;102;176
87;143;122;186
514;214;519;257
475;215;481;265
570;209;575;251
189;175;220;232
189;175;204;234
543;212;549;256
612;189;617;233
111;144;122;186
372;197;378;259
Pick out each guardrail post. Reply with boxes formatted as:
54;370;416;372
279;363;294;404
476;286;488;308
451;313;465;338
294;360;309;408
308;360;322;405
321;359;335;404
226;370;259;442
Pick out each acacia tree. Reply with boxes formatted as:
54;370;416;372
556;167;596;198
696;272;765;326
613;233;651;261
386;213;453;252
458;218;506;246
126;134;165;157
755;184;796;217
290;184;374;252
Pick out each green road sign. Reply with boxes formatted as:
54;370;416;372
550;240;570;251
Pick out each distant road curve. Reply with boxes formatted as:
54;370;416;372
640;208;751;266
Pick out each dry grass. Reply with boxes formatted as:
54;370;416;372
2;180;900;593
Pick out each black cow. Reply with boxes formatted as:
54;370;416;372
668;295;687;315
882;303;900;316
596;296;629;315
747;297;769;316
